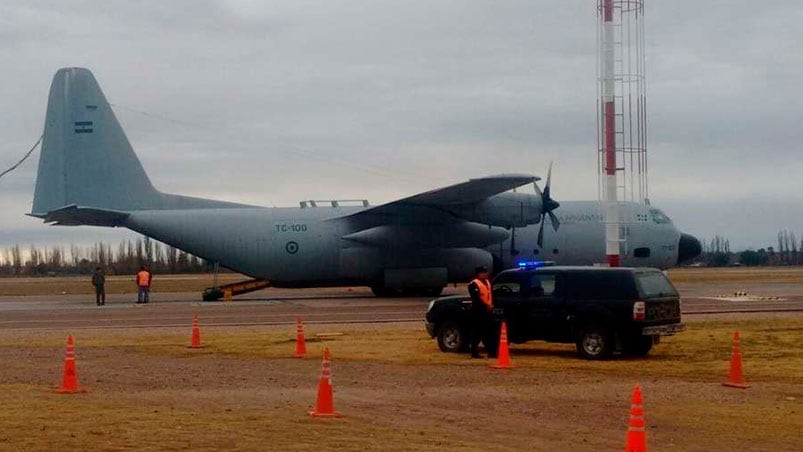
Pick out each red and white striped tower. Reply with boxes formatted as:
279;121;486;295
597;0;648;267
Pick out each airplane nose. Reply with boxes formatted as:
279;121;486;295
677;233;702;265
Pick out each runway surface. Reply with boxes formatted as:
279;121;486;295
0;282;801;330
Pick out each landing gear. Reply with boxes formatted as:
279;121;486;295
371;286;398;297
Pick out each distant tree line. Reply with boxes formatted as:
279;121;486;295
0;236;217;276
694;229;803;267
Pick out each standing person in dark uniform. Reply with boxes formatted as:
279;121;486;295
91;266;106;306
467;266;494;358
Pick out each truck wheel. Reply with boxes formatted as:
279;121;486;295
436;320;466;353
623;336;654;357
576;325;614;360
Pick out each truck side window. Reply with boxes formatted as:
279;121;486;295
529;274;556;296
493;274;521;295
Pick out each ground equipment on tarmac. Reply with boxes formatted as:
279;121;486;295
202;278;270;301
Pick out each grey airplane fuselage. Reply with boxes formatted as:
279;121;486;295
123;200;684;288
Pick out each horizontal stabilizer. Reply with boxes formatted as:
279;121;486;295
28;205;129;227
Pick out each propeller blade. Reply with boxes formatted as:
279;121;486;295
533;181;542;197
537;218;545;248
548;211;560;232
545;161;553;189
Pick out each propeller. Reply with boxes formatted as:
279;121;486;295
533;162;561;248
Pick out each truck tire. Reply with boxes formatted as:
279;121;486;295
436;319;466;353
576;325;614;360
623;335;654;357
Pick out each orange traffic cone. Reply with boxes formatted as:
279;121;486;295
309;347;342;418
624;384;647;452
189;315;203;348
56;335;85;394
723;331;750;389
491;321;513;369
294;318;307;358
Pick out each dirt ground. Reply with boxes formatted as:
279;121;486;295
0;317;801;451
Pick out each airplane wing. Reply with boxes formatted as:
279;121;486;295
335;174;539;248
343;173;538;218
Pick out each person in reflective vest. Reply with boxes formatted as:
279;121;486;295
467;266;495;358
135;265;152;304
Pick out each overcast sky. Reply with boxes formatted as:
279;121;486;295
1;0;802;251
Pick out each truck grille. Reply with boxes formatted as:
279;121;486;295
646;299;680;322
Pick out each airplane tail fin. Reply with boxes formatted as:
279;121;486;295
31;67;244;218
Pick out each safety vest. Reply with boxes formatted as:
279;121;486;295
137;270;150;287
471;278;493;308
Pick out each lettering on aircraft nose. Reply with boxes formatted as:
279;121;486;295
285;241;299;254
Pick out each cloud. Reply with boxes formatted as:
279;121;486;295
1;0;801;251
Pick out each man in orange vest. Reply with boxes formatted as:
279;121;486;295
467;266;495;358
135;265;152;304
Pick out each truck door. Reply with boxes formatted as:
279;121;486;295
521;272;564;340
491;272;527;343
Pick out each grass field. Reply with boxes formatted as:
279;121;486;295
0;273;244;296
0;317;801;451
668;266;803;284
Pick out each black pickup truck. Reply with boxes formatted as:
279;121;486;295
424;265;685;359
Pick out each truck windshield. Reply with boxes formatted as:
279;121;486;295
637;273;678;298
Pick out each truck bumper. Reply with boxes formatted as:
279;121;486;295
425;321;436;338
642;323;686;336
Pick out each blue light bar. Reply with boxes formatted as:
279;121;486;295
516;260;556;269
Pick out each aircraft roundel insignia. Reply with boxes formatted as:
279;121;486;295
285;241;299;254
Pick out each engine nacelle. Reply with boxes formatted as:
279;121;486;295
447;192;542;228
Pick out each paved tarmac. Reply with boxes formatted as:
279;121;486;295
0;282;801;330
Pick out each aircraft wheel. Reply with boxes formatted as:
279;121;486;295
371;286;398;297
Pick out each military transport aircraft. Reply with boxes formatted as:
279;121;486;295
29;68;700;296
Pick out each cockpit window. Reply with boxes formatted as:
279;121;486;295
649;209;672;224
